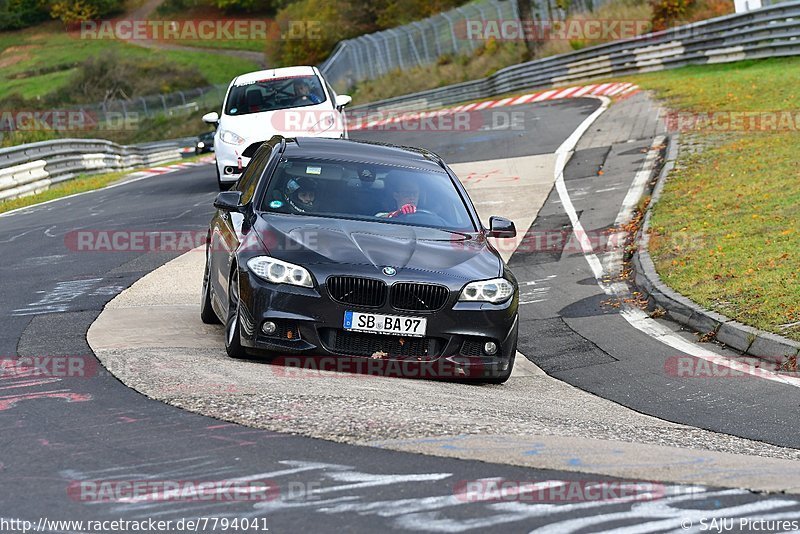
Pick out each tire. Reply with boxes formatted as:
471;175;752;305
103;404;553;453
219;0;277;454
200;248;221;325
224;268;249;359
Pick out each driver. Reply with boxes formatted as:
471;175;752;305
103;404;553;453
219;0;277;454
376;173;420;218
285;177;318;213
293;79;322;105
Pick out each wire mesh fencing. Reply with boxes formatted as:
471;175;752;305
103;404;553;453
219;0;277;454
318;0;619;91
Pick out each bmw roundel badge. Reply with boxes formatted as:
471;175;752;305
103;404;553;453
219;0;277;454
383;266;397;276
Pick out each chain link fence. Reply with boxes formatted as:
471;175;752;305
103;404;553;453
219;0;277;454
0;84;228;134
319;0;617;91
82;84;228;120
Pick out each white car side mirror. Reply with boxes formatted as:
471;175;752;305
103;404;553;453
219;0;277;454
335;95;352;109
202;111;220;124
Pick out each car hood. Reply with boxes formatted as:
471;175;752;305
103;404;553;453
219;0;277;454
220;103;340;141
253;215;500;280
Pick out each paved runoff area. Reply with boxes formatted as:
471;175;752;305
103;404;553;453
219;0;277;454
89;96;800;494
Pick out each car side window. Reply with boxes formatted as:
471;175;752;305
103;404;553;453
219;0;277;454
235;146;271;205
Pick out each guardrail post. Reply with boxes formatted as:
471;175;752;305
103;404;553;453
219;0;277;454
456;7;478;52
408;26;423;66
390;29;405;68
412;22;431;63
441;12;459;54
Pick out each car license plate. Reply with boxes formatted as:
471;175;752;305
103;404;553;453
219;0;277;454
343;311;427;337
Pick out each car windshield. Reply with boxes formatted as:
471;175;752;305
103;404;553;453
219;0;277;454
259;157;476;232
224;75;327;116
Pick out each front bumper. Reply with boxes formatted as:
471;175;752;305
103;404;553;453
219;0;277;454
214;141;251;183
236;266;518;380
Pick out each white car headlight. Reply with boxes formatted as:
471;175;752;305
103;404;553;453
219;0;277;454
459;278;514;303
247;256;314;288
219;129;246;145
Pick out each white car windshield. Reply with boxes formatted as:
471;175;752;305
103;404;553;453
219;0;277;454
225;75;327;116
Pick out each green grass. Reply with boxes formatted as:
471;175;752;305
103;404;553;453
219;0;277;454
0;154;207;214
626;57;800;342
165;36;268;52
0;22;259;100
626;58;800;112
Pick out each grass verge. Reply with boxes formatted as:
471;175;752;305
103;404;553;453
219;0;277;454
0;22;259;100
626;57;800;341
0;154;208;215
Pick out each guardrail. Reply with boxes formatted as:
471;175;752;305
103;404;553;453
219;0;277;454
350;0;800;112
319;0;622;91
0;138;193;202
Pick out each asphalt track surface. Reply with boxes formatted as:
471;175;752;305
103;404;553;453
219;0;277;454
2;98;800;531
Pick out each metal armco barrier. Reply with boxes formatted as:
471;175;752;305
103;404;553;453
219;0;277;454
0;138;192;202
348;0;800;112
318;0;619;91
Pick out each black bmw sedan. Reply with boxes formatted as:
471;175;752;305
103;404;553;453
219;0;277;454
201;135;519;383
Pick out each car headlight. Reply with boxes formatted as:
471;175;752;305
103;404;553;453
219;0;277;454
197;141;205;148
247;256;314;288
459;278;514;303
219;129;245;145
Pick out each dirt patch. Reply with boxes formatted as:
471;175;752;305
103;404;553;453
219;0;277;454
0;45;40;69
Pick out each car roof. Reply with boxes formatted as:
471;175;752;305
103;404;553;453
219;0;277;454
282;137;446;172
234;66;317;86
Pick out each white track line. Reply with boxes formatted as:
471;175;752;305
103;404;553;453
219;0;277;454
614;135;665;227
553;99;800;389
0;162;208;219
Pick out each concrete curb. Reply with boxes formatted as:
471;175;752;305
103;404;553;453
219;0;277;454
632;134;800;363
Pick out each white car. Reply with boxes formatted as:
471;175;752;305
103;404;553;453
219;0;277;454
203;66;352;190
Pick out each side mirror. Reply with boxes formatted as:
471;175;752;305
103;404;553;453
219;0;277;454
487;216;516;238
214;191;242;212
335;95;352;109
202;111;220;125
